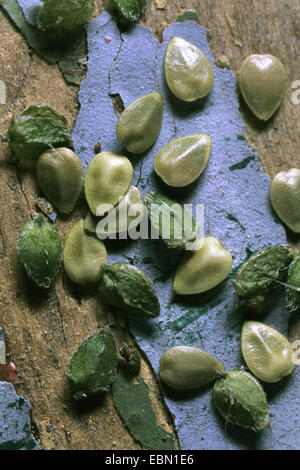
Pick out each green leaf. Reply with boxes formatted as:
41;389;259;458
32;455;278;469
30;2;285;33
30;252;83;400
18;215;62;289
232;246;293;313
66;327;118;400
115;0;148;22
144;192;198;250
112;366;176;449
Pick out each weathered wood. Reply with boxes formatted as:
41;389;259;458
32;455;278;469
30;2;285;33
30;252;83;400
0;0;299;449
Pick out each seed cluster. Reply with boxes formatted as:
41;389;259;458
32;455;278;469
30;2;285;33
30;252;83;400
9;27;297;435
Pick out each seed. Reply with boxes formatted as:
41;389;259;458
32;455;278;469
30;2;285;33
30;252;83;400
85;151;133;216
144;192;198;250
38;0;95;32
99;263;160;319
159;346;224;390
270;169;300;233
173;237;232;295
85;186;145;237
239;54;287;121
241;321;295;383
37;147;84;215
18;215;62;289
114;0;148;22
286;255;300;312
7;104;73;162
116;92;163;154
164;37;214;102
66;327;118;400
63;220;107;285
213;370;270;431
154;134;211;187
232;245;293;313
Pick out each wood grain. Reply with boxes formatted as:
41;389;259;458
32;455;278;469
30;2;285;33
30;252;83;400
0;0;299;449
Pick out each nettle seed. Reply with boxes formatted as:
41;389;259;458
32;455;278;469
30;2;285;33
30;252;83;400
270;169;300;234
37;147;84;215
18;215;62;289
241;321;295;383
213;369;270;431
116;92;163;154
239;54;287;121
154;134;211;188
63;220;107;285
165;37;214;102
173;237;232;295
85;186;145;237
159;346;224;391
66;327;118;400
99;263;160;319
85;151;133;216
232;245;293;313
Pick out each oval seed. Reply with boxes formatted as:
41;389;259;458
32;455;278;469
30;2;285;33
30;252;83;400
232;245;293;313
7;104;73;162
116;92;163;154
63;220;107;285
213;370;270;431
270;169;300;233
85;151;133;216
159;346;224;390
241;321;295;383
164;37;214;102
154;134;211;187
239;54;287;121
85;186;145;237
37;147;84;215
18;215;62;288
173;237;232;295
99;263;160;319
66;327;118;400
38;0;95;32
144;192;198;250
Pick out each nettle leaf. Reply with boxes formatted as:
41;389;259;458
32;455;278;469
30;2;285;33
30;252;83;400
114;0;148;22
232;246;293;313
18;215;62;288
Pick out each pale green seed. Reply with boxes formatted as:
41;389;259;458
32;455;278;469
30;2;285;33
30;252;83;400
37;147;84;215
85;151;133;216
173;237;232;295
63;220;107;285
159;346;224;390
164;37;214;102
85;186;145;237
270;169;300;233
154;134;211;188
213;370;270;431
116;92;163;154
241;321;295;383
239;54;287;121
